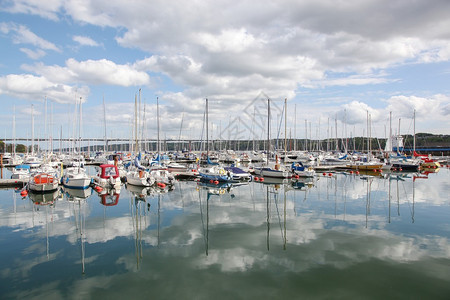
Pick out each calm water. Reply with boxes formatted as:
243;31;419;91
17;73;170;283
1;167;449;299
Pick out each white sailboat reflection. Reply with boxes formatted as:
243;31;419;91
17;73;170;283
69;196;87;275
29;189;60;261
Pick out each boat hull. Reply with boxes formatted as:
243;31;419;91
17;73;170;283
126;171;154;187
255;167;291;178
62;177;91;189
29;173;59;193
346;163;384;170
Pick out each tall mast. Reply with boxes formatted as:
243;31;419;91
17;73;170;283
79;97;82;153
44;96;48;152
284;98;287;160
335;115;338;151
366;110;369;155
177;112;184;152
206;98;209;157
12;106;16;156
267;98;270;165
31;104;34;155
134;93;138;153
413;109;416;153
157;96;160;158
304;119;307;151
103;96;107;152
389;111;392;152
294;104;297;152
344;108;348;153
139;88;142;152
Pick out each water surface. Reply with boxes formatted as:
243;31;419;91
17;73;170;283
1;168;449;299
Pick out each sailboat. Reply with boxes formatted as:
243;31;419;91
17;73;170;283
384;112;420;172
61;166;91;189
198;98;234;182
28;170;59;193
346;111;384;171
254;99;291;178
126;94;155;187
147;96;175;187
290;161;315;177
126;155;155;187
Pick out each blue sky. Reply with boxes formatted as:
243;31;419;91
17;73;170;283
1;0;449;149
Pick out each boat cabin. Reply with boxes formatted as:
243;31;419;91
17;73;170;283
98;164;120;179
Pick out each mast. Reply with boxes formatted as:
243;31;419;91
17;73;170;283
177;112;184;152
50;101;53;153
267;98;270;165
206;98;209;157
31;104;34;155
44;96;48;152
79;97;82;154
284;98;287;160
344;109;348;153
12;106;16;156
413;109;416;154
326;117;329;152
294;104;297;152
142;102;146;152
139;88;142;152
389;111;392;152
157;96;160;159
103;96;107;152
335;115;338;151
366;110;369;155
134;93;138;153
304;119;307;151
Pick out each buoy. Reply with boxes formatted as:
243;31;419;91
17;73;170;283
393;168;397;171
399;168;402;171
95;186;103;192
323;172;326;176
214;180;219;185
350;171;353;174
328;173;332;176
260;177;264;182
356;171;360;175
159;183;166;188
294;175;299;179
254;177;259;181
20;190;28;197
209;179;214;183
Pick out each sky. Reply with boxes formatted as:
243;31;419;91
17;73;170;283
1;0;450;149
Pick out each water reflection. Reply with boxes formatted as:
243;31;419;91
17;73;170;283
0;168;449;298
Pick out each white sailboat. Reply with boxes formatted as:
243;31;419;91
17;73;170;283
61;166;91;189
254;99;291;178
126;92;157;187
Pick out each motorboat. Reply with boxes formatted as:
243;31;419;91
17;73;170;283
93;164;122;189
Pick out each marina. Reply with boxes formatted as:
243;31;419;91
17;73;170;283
1;2;450;298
